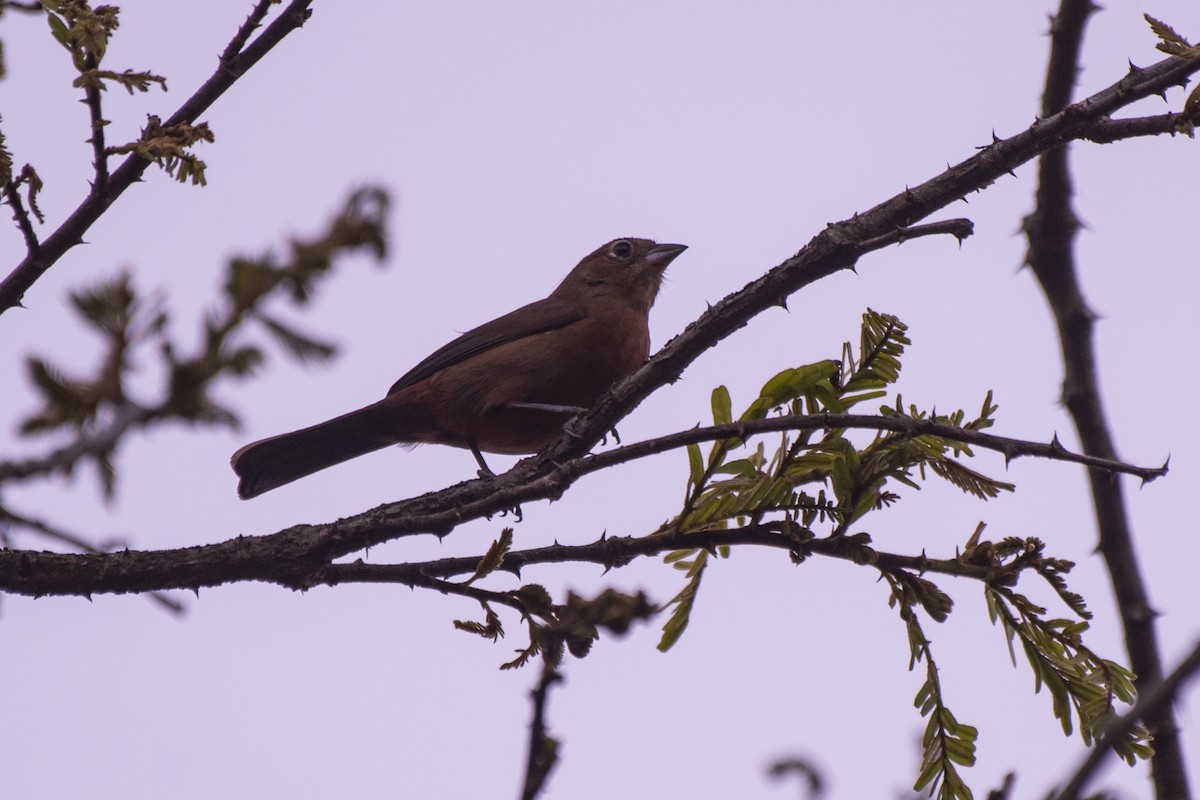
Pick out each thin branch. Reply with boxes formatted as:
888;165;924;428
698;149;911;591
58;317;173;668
858;218;974;252
220;0;278;64
1024;3;1189;796
1052;639;1200;800
82;54;110;191
0;0;314;314
569;413;1165;484
1082;112;1192;143
401;572;531;616
2;178;41;257
321;523;1016;589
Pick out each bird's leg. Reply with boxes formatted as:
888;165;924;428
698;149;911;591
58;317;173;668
469;440;495;478
471;439;523;520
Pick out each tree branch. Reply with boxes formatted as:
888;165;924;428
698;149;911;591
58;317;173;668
0;0;314;314
1;48;1197;600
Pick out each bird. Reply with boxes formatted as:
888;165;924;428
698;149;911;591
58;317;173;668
231;237;687;499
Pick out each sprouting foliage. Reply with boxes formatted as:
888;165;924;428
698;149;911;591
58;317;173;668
465;528;514;586
1144;15;1200;135
105;115;214;186
43;0;122;69
1145;14;1197;56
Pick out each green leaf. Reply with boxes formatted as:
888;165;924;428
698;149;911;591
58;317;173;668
686;443;704;490
711;385;732;426
46;12;70;48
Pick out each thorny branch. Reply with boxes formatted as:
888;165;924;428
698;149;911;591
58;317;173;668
1;46;1198;600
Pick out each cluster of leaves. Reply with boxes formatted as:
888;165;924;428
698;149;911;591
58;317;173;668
641;310;1147;799
454;528;656;669
105;115;213;186
42;0;168;95
982;547;1151;764
889;526;1153;800
658;310;1012;650
5;186;390;500
40;1;217;184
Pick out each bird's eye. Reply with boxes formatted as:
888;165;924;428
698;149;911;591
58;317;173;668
610;240;634;259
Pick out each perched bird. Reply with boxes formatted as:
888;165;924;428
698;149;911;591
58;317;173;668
231;237;686;499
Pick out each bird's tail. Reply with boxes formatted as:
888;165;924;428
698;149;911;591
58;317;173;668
231;402;407;499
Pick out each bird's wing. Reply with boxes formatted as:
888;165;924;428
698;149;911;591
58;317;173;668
387;297;586;395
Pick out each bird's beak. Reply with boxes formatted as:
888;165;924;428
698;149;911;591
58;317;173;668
645;243;688;268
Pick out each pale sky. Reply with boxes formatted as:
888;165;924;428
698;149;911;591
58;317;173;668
2;3;1197;798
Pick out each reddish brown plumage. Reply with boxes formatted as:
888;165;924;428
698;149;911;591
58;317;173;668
231;237;685;498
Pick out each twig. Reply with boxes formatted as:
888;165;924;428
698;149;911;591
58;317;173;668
858;218;974;252
2;178;41;259
571;413;1165;484
1082;112;1191;143
396;572;532;616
